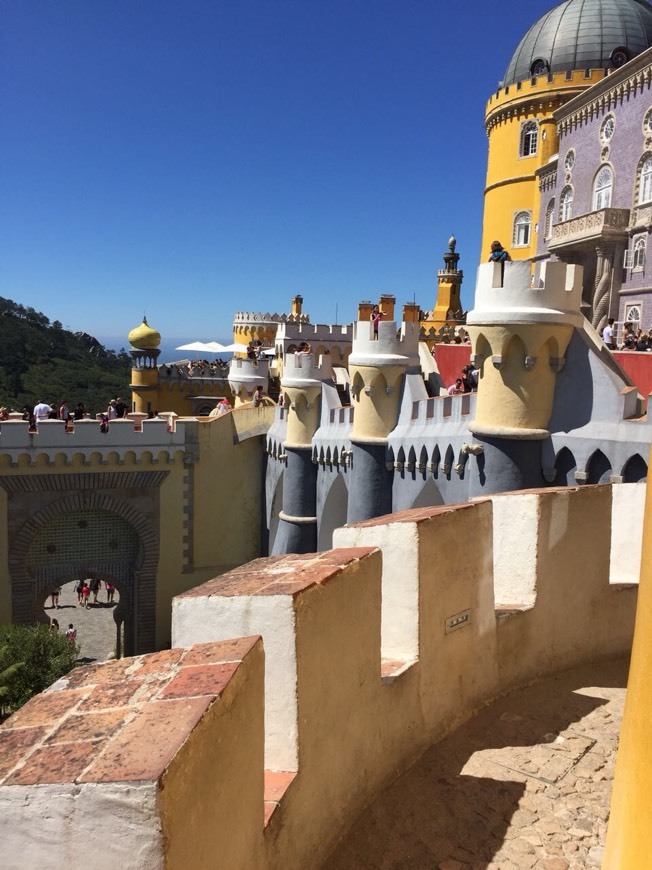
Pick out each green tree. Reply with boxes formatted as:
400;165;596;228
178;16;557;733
0;624;79;721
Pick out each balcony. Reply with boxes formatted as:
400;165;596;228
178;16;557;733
549;208;630;253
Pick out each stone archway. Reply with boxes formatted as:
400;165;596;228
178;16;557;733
9;490;159;656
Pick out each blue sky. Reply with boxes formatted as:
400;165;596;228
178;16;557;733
3;0;541;349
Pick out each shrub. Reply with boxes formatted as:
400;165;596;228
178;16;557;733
0;624;79;721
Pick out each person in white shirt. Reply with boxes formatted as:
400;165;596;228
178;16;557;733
33;400;53;420
603;318;615;350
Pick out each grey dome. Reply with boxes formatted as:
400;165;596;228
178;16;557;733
503;0;652;86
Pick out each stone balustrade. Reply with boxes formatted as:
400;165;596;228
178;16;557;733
549;207;630;249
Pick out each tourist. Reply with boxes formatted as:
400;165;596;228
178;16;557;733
106;581;115;604
370;305;385;339
76;578;85;605
33;399;53;421
89;577;101;605
0;407;9;421
603;318;616;350
49;586;61;609
115;397;127;418
50;618;59;633
73;402;86;421
252;385;265;407
58;400;70;422
81;582;91;609
65;623;77;643
107;399;117;420
447;378;465;396
488;240;511;263
216;397;231;416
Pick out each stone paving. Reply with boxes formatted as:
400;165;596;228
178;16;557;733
324;657;628;870
43;580;120;663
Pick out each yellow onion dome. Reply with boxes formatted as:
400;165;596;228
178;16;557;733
128;317;161;350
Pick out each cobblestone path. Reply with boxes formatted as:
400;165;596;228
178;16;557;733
324;657;627;870
43;580;120;663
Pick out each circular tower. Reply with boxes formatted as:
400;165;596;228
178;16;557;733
482;0;652;262
346;317;419;524
271;352;334;554
128;317;161;415
466;259;583;494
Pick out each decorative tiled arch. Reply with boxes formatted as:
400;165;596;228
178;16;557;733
5;479;162;655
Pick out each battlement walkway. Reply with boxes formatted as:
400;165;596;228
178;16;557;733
324;657;626;869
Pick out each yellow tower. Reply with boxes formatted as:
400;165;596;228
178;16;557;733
421;235;464;335
128;317;162;415
604;451;652;865
480;0;652;262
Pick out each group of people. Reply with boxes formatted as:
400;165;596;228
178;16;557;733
447;364;479;395
20;399;88;431
47;616;76;643
187;359;228;377
603;319;652;352
47;578;116;611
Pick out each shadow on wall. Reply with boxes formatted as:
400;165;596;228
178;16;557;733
323;658;626;869
318;475;349;552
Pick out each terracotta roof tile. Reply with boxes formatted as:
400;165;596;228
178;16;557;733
177;548;376;599
160;663;240;699
5;740;102;786
80;697;212;783
0;640;258;788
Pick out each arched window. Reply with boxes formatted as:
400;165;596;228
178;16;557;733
513;211;531;247
545;198;555;239
593;166;613;210
560;186;573;222
625;304;642;331
639;156;652;204
633;237;646;270
520;121;538;157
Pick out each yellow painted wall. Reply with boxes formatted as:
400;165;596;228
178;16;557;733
481;70;608;262
604;451;652;866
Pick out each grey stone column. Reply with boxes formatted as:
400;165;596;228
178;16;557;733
271;447;318;554
347;442;393;524
467;436;545;498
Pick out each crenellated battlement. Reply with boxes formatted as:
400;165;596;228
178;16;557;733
281;352;333;387
0;485;637;868
233;311;310;325
0;418;188;466
227;357;270;393
349;320;420;368
468;260;583;326
485;68;609;129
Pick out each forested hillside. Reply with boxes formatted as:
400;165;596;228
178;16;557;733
0;298;131;416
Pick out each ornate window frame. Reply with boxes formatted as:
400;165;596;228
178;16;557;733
560;185;574;222
633;236;647;271
545;198;555;239
513;211;532;247
593;164;614;211
519;120;539;158
600;114;616;146
636;153;652;205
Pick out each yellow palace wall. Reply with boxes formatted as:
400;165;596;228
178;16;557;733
481;69;608;261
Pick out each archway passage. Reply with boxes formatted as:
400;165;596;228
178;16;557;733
25;509;141;657
43;578;122;662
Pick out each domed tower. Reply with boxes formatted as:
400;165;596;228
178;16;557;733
482;0;652;262
128;317;161;414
